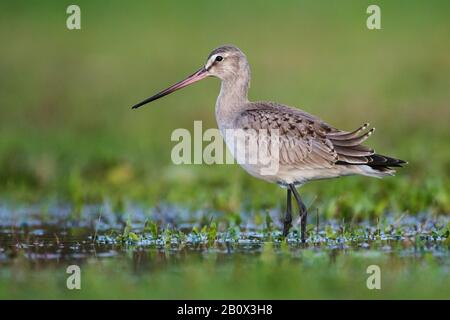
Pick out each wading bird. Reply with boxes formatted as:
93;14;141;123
132;45;406;242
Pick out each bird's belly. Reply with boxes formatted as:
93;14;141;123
237;164;346;185
219;126;331;183
218;125;353;185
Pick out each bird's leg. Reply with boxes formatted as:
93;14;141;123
289;184;308;243
283;189;292;237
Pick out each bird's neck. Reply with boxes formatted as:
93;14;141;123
215;72;250;126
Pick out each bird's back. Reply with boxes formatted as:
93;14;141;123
223;101;405;185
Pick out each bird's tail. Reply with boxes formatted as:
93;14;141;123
355;154;407;178
367;154;407;169
330;123;407;178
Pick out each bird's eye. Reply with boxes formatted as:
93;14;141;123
215;55;223;62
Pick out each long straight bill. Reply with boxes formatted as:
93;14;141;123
131;68;208;109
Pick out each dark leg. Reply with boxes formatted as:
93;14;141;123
283;189;292;237
289;184;308;243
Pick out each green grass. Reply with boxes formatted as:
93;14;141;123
0;0;449;299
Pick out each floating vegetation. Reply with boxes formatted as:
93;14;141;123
94;210;450;256
1;203;449;299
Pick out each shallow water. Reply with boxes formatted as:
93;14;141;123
0;203;448;267
0;203;449;299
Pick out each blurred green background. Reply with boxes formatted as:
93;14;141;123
0;0;449;300
0;0;449;218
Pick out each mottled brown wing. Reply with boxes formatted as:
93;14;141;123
235;107;339;169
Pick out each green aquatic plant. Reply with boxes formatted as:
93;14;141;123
264;212;273;234
144;219;159;239
207;222;217;246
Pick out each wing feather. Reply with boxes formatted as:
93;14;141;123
233;102;404;171
235;106;338;168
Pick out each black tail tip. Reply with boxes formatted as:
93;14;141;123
368;154;407;168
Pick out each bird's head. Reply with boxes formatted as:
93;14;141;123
204;45;249;81
131;45;249;109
